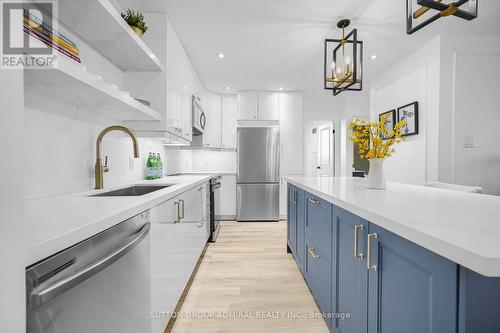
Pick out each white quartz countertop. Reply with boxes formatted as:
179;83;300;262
285;176;500;277
26;174;216;266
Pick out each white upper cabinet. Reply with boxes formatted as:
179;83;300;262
237;91;279;121
258;92;279;121
126;16;203;143
221;96;238;149
279;92;304;175
237;92;259;120
202;92;222;148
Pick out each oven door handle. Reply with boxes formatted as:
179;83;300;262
29;223;151;308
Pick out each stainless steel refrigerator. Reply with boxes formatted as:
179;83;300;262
237;127;280;221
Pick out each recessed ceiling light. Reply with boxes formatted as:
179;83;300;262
225;86;231;90
370;54;377;60
218;53;225;59
279;87;284;91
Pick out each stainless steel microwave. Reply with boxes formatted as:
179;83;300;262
192;95;206;135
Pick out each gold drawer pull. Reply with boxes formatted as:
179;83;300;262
308;247;320;259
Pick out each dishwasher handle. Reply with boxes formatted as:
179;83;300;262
28;223;151;308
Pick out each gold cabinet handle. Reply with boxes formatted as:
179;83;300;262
179;199;185;219
308;198;319;205
354;225;365;259
174;201;180;223
308;247;320;259
367;233;378;271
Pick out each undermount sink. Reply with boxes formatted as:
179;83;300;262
89;185;175;197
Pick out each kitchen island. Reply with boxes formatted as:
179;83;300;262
285;176;500;333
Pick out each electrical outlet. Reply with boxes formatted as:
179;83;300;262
463;136;476;148
129;156;135;170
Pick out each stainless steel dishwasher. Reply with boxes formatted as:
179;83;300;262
26;212;151;333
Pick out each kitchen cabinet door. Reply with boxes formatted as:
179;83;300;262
367;223;457;333
295;187;306;272
221;95;237;149
287;184;297;254
149;197;177;224
333;207;368;333
203;92;222;148
237;92;259;120
258;92;279;120
279;92;303;175
177;185;206;295
150;197;179;333
219;174;236;218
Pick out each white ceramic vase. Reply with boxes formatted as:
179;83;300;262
367;158;386;190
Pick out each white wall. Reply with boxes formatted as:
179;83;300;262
370;37;441;185
25;102;167;199
436;35;500;195
163;149;236;175
452;53;500;194
0;71;25;333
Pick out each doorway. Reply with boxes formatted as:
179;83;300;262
304;120;335;177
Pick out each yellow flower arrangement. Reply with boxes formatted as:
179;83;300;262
348;115;406;159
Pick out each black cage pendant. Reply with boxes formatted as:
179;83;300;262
406;0;478;35
324;19;363;96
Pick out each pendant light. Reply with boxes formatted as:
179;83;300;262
324;19;363;96
406;0;478;35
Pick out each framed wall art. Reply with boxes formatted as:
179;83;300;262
397;102;419;137
379;109;396;140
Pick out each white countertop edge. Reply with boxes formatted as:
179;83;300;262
285;177;500;277
26;175;216;266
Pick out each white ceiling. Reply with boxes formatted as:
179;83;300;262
144;0;500;95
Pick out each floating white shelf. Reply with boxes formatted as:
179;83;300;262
58;0;164;71
24;59;162;121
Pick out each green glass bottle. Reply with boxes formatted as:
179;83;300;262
157;153;163;179
146;152;154;180
152;153;158;179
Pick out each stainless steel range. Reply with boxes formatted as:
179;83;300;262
208;175;222;242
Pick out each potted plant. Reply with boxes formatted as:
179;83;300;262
349;116;406;190
121;9;148;38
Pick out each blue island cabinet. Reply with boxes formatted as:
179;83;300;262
287;184;297;254
287;185;306;272
332;208;369;333
366;223;457;333
287;187;471;333
305;192;333;325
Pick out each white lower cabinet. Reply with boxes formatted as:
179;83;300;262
219;174;236;219
150;183;209;333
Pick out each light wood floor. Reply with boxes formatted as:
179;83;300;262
171;221;330;333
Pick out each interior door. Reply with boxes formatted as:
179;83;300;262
317;122;335;176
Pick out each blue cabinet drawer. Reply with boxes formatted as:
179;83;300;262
305;237;332;317
306;193;332;264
